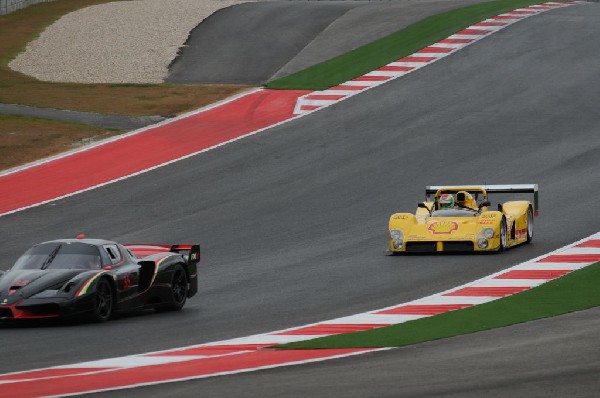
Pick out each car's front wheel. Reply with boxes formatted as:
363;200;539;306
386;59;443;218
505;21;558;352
498;217;507;252
91;278;113;322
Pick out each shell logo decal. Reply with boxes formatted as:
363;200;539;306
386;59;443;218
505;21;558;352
428;221;459;235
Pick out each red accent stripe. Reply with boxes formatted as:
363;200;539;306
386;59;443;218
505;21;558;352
474;21;507;26
577;240;600;248
329;85;368;91
0;349;373;398
304;94;346;101
395;56;436;63
417;46;453;53
491;15;523;20
276;323;389;335
0;90;309;216
378;65;414;72
439;38;473;44
507;10;537;14
537;254;600;263
494;269;572;280
456;28;492;35
351;75;391;81
376;304;472;315
149;344;272;357
445;286;530;297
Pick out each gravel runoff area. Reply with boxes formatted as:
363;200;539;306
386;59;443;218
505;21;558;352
9;0;251;83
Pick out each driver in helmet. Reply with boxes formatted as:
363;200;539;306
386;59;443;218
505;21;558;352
439;193;455;209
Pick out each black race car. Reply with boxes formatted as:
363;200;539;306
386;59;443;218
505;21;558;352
0;238;200;322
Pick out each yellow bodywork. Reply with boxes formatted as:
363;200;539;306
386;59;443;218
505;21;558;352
388;186;534;253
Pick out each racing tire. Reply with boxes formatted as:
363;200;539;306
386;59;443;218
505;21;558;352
526;207;534;243
90;278;114;322
498;217;508;252
158;264;188;312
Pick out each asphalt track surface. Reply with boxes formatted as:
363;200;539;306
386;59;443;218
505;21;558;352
167;0;483;85
1;3;599;397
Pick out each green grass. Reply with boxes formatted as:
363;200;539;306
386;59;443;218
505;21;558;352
266;0;545;91
279;261;600;349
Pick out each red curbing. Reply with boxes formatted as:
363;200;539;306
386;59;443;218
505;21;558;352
0;89;308;217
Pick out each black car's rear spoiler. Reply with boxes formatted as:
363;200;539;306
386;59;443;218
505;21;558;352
426;184;539;216
170;244;201;265
124;244;201;265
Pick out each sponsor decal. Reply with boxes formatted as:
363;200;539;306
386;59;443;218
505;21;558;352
515;228;527;239
428;221;459;235
123;274;132;290
189;253;199;261
479;220;494;225
480;213;495;219
393;214;409;220
13;280;29;287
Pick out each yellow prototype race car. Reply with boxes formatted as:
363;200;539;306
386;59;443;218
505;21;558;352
388;185;538;253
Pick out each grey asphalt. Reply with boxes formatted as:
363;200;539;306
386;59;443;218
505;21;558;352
0;103;165;130
0;3;599;397
167;0;483;85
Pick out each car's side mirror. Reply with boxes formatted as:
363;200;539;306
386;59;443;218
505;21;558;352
479;201;491;208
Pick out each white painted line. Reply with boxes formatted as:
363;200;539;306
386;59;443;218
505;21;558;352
520;262;591;270
465;278;546;287
365;70;407;77
327;313;427;325
560;247;600;255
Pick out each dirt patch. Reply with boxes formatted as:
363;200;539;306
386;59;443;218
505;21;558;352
0;114;121;171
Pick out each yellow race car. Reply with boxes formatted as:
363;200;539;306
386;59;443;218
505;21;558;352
388;185;538;253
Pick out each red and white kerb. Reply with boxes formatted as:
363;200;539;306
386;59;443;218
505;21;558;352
293;2;583;115
0;231;598;398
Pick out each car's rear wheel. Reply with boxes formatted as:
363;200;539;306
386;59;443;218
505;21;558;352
498;218;507;252
91;278;113;322
158;264;188;312
526;207;534;243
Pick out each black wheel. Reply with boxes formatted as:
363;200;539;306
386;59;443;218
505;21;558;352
91;278;113;322
498;217;507;252
162;264;188;311
526;207;534;243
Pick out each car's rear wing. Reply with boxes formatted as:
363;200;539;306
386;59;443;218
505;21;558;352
426;184;539;216
124;244;201;265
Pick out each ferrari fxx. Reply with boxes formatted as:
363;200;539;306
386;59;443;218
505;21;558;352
0;238;200;322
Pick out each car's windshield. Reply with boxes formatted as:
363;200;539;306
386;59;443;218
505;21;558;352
13;242;102;271
430;209;478;217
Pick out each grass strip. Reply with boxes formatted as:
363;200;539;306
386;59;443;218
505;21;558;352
266;0;548;91
0;114;121;170
279;261;600;349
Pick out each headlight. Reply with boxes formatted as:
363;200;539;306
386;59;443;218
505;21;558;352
390;230;403;249
483;228;494;239
478;238;488;249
